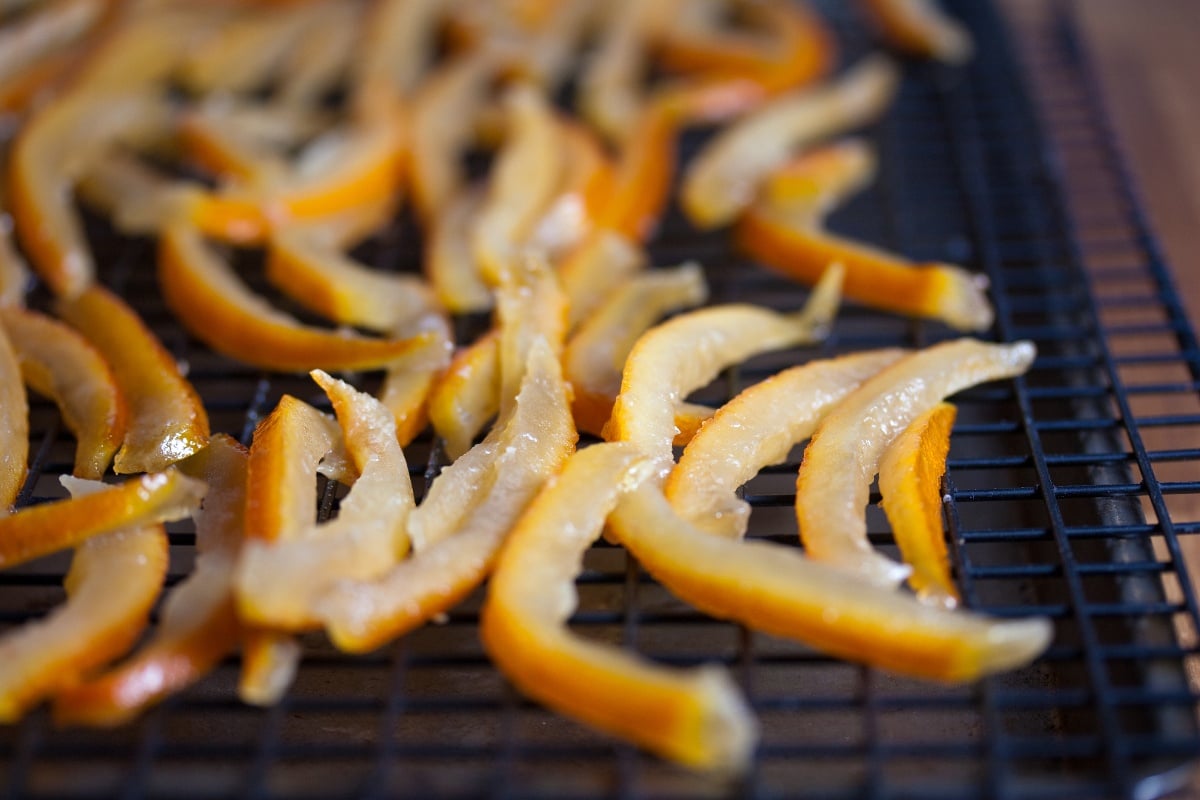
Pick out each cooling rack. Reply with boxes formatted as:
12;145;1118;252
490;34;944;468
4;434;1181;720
2;1;1199;798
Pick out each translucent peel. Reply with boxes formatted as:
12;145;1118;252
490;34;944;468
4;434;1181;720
159;223;444;373
862;0;974;64
53;435;249;727
758;138;878;225
235;371;414;632
55;284;209;474
566;263;710;439
666;349;906;539
797;339;1036;588
0;323;28;512
0;217;30;307
610;482;1053;683
0;477;168;723
879;401;961;609
1;306;126;480
557;230;646;330
380;313;454;448
319;338;577;653
607;263;843;479
428;331;500;461
483;442;756;772
681;55;899;229
425;186;492;314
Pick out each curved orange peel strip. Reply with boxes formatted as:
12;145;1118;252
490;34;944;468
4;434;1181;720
319;338;577;653
77;151;193;235
0;305;126;480
0;0;104;88
55;283;209;474
565;263;710;440
429;331;500;461
879;401;961;609
609;482;1053;683
158;223;442;373
483;442;756;772
797;339;1035;588
276;2;357;107
758;138;878;224
496;256;568;420
179;2;322;94
0;469;204;569
596;100;679;242
425;186;492;314
266;227;439;334
607;263;843;479
53;435;249;727
861;0;973;64
0;478;168;723
10;90;170;296
380;313;454;448
472;84;565;285
681;55;899;229
236;371;415;632
177;104;289;188
577;0;664;144
0;323;28;512
528;119;614;259
557;230;646;330
666;349;906;538
353;0;443;104
0;215;31;307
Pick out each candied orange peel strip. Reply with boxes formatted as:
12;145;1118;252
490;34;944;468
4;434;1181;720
0;469;204;569
425;186;492;314
0;477;168;723
609;482;1053;684
55;283;209;474
557;230;646;329
861;0;973;64
483;442;756;772
566;262;711;441
797;339;1035;588
429;331;500;461
379;312;454;448
319;338;577;653
0;322;28;512
607;263;843;479
158;222;446;374
756;138;878;223
0;212;31;307
879;401;961;609
353;0;443;104
665;349;905;538
0;305;126;480
681;55;899;229
53;435;249;727
236;371;415;632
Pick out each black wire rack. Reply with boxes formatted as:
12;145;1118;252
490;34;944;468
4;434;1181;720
2;1;1199;798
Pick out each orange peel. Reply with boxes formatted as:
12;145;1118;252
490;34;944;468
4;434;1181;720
861;0;973;64
235;371;415;632
429;331;500;461
483;441;756;772
0;469;204;569
665;349;906;538
797;339;1035;588
353;0;443;103
565;263;710;440
52;434;249;727
879;401;961;609
0;477;168;723
527;119;614;259
318;337;577;653
0;322;28;512
681;55;899;229
425;186;492;314
380;313;454;448
0;213;31;306
557;230;646;330
757;138;878;224
158;222;445;373
55;284;209;474
609;482;1053;684
606;263;843;479
0;305;126;480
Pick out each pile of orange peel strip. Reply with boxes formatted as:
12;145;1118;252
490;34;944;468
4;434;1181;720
0;0;1055;773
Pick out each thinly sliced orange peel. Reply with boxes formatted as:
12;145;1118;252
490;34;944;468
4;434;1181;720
55;283;209;474
425;186;492;314
0;305;126;480
429;331;500;461
495;257;568;420
757;138;878;224
0;322;28;511
483;442;756;772
797;339;1035;588
177;102;289;188
10;90;170;296
0;477;168;723
236;371;414;632
0;216;30;307
319;337;577;653
577;0;664;144
861;0;973;64
275;1;357;107
52;434;249;727
0;468;203;569
380;312;454;447
472;84;564;285
607;263;843;478
266;226;440;334
879;401;960;608
609;482;1053;683
566;262;710;440
527;119;613;259
665;349;906;538
76;151;193;236
179;2;321;95
353;0;443;102
557;230;646;330
681;56;899;229
159;222;445;373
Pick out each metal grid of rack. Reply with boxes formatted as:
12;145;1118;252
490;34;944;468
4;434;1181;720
1;1;1198;798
